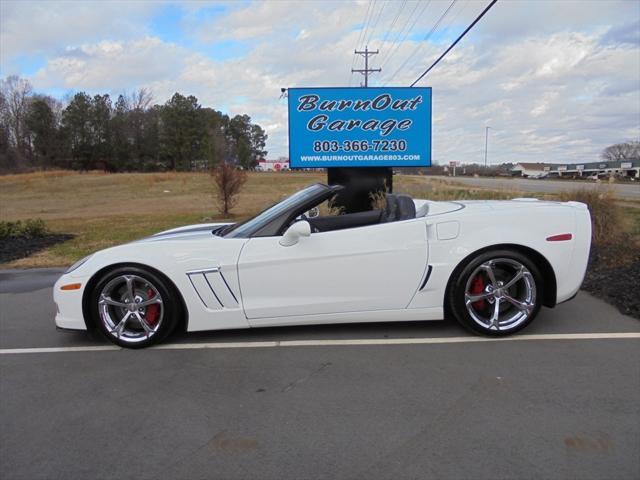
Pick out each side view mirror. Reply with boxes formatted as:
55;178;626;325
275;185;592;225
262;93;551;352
279;220;311;247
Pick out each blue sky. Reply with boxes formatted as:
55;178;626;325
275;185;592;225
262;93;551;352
1;0;638;163
148;3;251;61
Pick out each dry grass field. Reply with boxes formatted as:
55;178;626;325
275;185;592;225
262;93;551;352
1;170;636;268
0;171;322;267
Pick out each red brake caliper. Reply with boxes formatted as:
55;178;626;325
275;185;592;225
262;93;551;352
145;289;160;326
470;274;486;310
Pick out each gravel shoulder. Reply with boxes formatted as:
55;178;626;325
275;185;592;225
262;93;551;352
582;247;640;319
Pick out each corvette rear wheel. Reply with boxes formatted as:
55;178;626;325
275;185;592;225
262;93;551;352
448;250;542;336
90;266;179;348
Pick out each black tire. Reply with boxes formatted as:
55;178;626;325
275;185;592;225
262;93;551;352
88;266;180;348
447;249;543;336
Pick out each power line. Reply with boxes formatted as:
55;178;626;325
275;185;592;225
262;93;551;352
410;0;498;86
378;0;407;49
378;0;432;73
382;0;458;86
377;0;423;69
385;0;469;82
356;0;375;49
365;0;388;47
359;0;377;49
350;2;373;85
350;1;375;86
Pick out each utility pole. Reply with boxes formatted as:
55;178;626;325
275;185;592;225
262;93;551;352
352;46;381;87
331;46;388;211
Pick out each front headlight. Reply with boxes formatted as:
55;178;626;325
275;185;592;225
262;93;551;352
65;255;93;274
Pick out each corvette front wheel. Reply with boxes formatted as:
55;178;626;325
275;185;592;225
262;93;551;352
89;266;179;348
448;250;542;336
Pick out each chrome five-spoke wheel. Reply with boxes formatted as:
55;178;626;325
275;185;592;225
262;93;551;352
91;266;179;348
99;274;164;343
464;258;536;332
448;250;542;336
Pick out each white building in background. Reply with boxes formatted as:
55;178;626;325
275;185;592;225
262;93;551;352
511;163;549;178
512;160;639;179
256;157;289;171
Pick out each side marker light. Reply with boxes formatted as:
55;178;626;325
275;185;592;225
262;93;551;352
546;233;573;242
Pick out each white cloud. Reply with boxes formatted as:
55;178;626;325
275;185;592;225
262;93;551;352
32;37;194;91
2;0;639;164
0;1;159;61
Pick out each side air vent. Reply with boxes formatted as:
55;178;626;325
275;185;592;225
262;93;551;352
186;268;240;310
419;265;433;291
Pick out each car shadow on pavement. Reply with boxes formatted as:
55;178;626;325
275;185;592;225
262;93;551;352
170;317;468;345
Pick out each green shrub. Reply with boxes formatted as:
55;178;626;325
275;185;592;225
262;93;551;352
0;221;20;239
22;218;48;237
0;218;48;239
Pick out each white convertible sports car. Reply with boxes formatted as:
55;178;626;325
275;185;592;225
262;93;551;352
54;183;591;348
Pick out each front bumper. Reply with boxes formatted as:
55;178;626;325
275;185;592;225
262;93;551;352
53;273;89;331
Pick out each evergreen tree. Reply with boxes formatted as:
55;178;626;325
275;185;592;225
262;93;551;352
61;92;92;169
25;96;57;168
1;76;270;172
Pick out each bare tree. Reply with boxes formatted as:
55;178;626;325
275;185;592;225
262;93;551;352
125;88;154;163
0;76;33;164
44;95;64;126
601;141;640;162
129;88;153;112
212;161;247;216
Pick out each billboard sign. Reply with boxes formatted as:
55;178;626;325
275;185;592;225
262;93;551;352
288;87;432;168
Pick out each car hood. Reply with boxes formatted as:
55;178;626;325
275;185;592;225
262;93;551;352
138;222;233;242
68;221;243;279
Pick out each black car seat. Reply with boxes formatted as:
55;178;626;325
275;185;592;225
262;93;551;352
383;194;399;222
395;194;416;220
382;194;416;222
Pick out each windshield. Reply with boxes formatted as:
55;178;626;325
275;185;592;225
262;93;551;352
223;184;329;238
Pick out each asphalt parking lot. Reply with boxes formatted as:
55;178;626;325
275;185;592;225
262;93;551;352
1;269;639;480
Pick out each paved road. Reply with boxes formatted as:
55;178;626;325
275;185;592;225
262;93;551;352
1;269;639;480
430;176;640;201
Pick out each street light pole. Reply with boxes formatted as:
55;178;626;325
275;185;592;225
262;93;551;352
484;126;492;168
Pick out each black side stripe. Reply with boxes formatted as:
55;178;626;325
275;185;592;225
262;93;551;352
419;265;433;291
